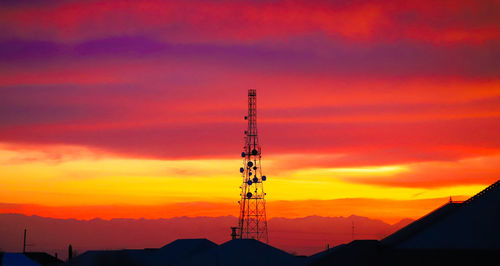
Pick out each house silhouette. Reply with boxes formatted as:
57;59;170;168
42;179;500;266
311;180;500;266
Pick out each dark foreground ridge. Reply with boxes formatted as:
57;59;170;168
2;180;499;266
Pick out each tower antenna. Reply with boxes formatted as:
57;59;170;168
234;89;269;243
23;229;26;253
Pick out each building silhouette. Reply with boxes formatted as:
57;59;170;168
5;180;499;266
311;180;500;266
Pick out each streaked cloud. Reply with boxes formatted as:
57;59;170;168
0;0;499;220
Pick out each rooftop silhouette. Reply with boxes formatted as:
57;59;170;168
2;180;499;266
312;179;500;266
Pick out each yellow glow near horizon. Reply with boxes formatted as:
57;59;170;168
0;144;489;209
290;165;408;178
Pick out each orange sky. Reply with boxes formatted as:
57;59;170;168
0;143;493;223
1;0;499;223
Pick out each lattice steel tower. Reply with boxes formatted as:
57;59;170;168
236;89;269;243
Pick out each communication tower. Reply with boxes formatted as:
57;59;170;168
235;89;269;243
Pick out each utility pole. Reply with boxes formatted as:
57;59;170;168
22;228;33;252
23;229;26;253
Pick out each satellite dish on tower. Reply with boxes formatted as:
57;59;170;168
235;89;269;243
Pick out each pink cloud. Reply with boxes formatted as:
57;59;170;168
1;0;498;44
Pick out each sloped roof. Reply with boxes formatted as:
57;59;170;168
307;243;346;264
309;240;381;266
179;239;306;266
158;238;218;264
25;252;63;266
1;252;62;266
381;202;462;246
65;249;159;266
382;180;500;249
65;238;217;266
1;253;40;266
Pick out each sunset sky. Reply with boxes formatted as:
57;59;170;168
1;0;499;224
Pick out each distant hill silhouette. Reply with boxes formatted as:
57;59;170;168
0;214;411;260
